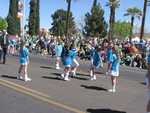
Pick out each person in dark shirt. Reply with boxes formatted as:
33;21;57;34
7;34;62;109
0;30;9;64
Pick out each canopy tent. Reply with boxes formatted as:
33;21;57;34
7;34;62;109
131;37;140;43
131;37;146;44
8;35;18;40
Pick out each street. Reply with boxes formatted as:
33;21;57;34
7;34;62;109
0;55;148;113
0;85;72;113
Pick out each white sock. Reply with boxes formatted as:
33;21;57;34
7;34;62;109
24;74;28;79
65;72;69;79
71;70;75;73
113;85;116;90
90;70;93;77
72;71;76;75
56;63;59;67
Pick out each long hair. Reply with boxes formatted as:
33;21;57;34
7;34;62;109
112;46;120;59
61;43;70;57
20;40;26;49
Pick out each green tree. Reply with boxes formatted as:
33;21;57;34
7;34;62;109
7;0;20;35
50;9;76;37
113;21;131;38
0;17;8;31
83;0;107;38
29;0;40;36
35;0;40;35
124;7;142;42
106;0;120;41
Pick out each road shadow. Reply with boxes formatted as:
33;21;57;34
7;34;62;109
87;108;126;113
76;71;104;77
42;76;61;81
81;85;107;91
51;72;61;76
73;76;89;81
76;72;89;77
1;75;17;79
40;66;55;70
95;71;104;74
51;73;89;81
140;82;147;86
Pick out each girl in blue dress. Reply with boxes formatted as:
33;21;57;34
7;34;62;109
70;43;79;77
106;42;113;75
61;44;73;81
108;47;120;93
90;46;103;80
18;40;31;82
55;39;63;70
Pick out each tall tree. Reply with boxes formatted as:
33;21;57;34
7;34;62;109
113;21;131;39
106;0;120;41
35;0;40;35
93;0;97;6
83;0;107;38
29;0;40;36
50;9;76;37
140;0;148;41
7;0;20;35
124;7;142;42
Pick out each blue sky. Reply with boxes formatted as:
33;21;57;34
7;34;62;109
0;0;150;32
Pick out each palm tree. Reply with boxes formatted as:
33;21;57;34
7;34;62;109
106;0;120;41
140;0;149;41
124;7;142;42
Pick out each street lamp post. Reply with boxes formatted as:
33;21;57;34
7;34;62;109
66;0;72;42
17;0;23;39
17;0;26;39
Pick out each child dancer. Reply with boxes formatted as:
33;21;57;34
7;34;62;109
108;47;120;93
90;46;102;80
61;44;72;81
55;38;63;70
106;42;113;75
17;40;31;82
70;42;79;77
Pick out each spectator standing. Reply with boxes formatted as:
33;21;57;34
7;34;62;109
0;30;9;64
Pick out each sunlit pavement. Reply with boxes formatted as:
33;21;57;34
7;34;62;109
0;55;148;113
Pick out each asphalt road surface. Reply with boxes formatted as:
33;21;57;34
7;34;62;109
0;85;73;113
0;54;148;113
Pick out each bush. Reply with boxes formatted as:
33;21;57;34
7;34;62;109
0;17;8;31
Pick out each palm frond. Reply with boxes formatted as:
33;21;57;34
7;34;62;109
124;7;142;17
124;13;129;16
106;0;120;8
